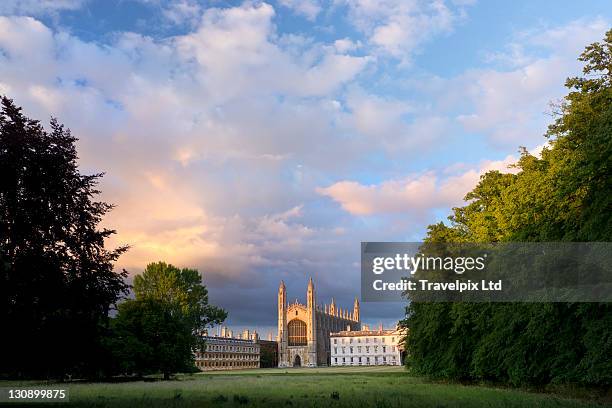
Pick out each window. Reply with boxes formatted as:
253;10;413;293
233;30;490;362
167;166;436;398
334;347;337;354
288;319;307;346
382;346;386;353
334;339;337;344
350;347;353;354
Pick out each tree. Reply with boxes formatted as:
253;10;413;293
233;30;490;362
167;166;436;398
109;262;226;379
401;30;612;386
0;96;128;378
105;299;195;378
134;262;227;334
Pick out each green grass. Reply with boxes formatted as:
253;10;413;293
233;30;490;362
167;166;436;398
2;366;608;408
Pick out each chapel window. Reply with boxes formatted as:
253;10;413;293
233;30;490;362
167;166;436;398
288;319;307;346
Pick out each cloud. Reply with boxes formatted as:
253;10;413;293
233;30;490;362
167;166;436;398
0;0;85;16
0;4;605;330
317;154;518;216
333;38;362;53
174;3;371;100
0;6;375;326
161;0;203;27
339;0;472;64
278;0;322;21
454;17;609;146
338;86;450;153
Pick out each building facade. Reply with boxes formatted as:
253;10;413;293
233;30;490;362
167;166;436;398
330;326;404;366
278;278;360;367
195;335;260;371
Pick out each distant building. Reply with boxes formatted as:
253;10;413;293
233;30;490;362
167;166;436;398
330;325;405;366
214;325;260;341
195;335;260;371
278;278;360;367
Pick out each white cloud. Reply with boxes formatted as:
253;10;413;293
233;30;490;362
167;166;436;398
174;3;371;100
0;1;604;318
0;0;85;16
339;0;471;63
0;5;375;284
0;3;604;328
340;87;450;152
161;0;203;27
420;17;609;147
278;0;322;21
334;38;361;53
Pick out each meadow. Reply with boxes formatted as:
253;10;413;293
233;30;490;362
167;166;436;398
2;366;608;408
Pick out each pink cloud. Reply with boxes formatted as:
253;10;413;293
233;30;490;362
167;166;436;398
317;155;518;216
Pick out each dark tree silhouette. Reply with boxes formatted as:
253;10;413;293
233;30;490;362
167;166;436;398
0;96;128;379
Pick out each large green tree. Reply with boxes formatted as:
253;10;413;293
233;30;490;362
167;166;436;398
0;97;128;379
105;298;196;379
401;31;612;386
134;261;227;333
108;262;226;379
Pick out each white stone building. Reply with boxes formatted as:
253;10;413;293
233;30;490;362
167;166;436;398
330;326;405;366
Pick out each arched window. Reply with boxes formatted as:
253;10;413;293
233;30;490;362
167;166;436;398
288;319;307;346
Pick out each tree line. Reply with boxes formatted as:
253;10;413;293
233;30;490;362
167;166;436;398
401;30;612;387
0;97;225;379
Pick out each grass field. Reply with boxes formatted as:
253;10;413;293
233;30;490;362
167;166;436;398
2;366;608;408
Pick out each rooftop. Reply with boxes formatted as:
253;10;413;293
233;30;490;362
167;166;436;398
330;329;398;337
202;335;258;344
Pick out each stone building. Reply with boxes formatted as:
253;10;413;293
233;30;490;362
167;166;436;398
278;278;360;367
330;325;405;366
195;335;260;371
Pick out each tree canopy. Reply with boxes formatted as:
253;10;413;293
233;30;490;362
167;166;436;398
107;262;226;379
0;96;128;378
401;30;612;386
134;261;227;332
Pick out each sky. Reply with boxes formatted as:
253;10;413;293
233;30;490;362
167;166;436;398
0;0;610;338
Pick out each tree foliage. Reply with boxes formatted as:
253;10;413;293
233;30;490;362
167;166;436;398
134;261;227;332
107;262;226;379
105;298;196;379
401;31;612;386
0;97;128;378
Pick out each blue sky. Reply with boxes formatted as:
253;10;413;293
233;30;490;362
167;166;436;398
0;0;610;337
